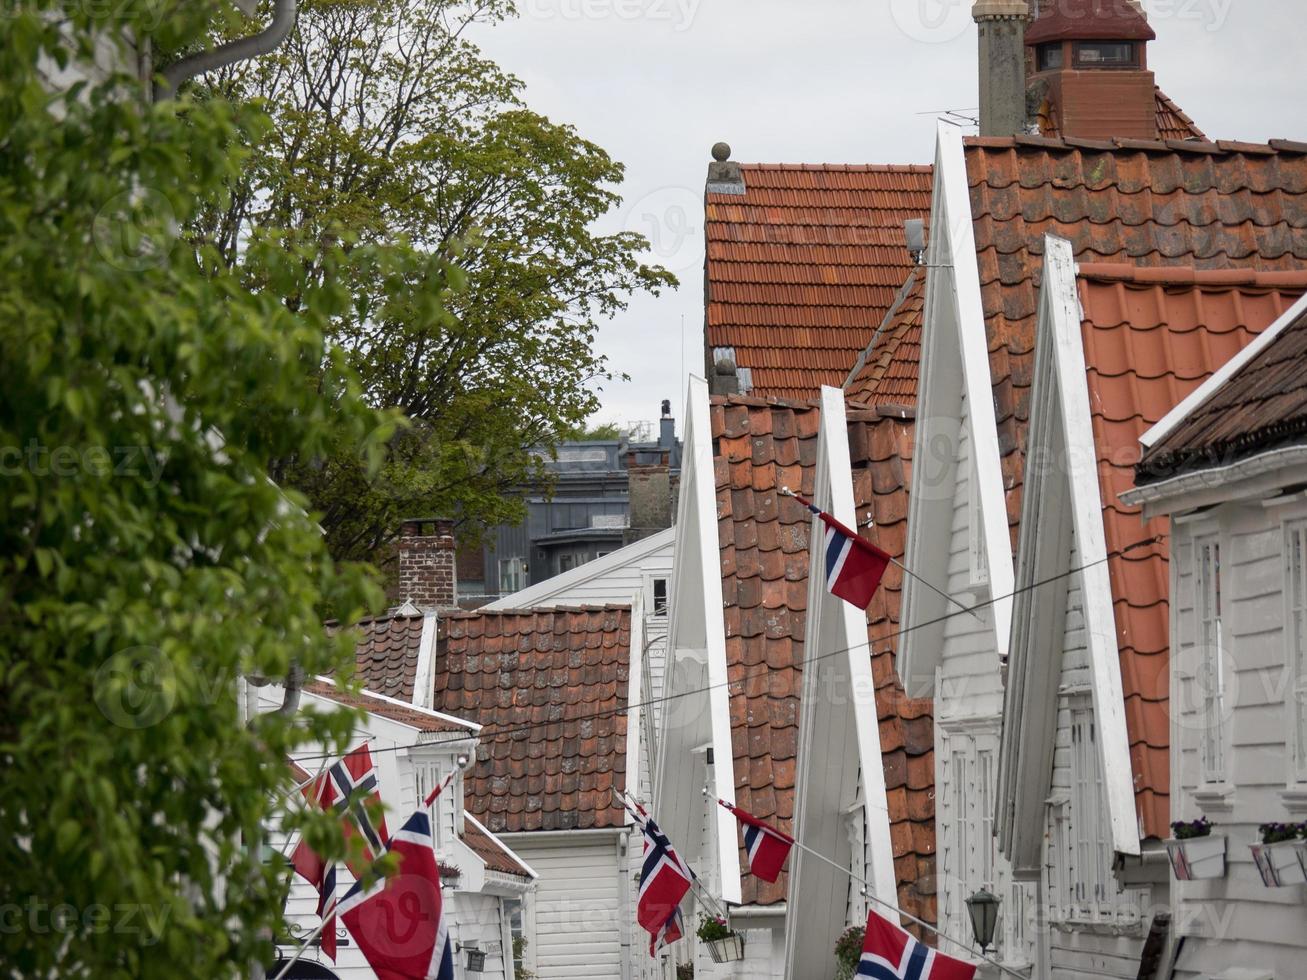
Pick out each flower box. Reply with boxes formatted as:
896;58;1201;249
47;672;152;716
705;933;745;963
1251;840;1307;887
1165;834;1226;880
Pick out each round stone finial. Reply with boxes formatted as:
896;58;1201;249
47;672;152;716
711;142;732;162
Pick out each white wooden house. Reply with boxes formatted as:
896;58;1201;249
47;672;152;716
261;677;537;980
1122;293;1307;980
897;123;1307;978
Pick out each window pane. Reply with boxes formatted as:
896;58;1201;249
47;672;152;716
1075;41;1137;67
1037;43;1064;71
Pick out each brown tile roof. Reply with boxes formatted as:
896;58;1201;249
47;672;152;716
1154;88;1206;142
844;271;925;408
434;606;632;834
963;136;1307;837
461;812;535;879
1025;0;1155;44
1139;297;1307;481
303;678;479;734
705;164;933;402
339;613;427;703
711;395;935;923
1075;268;1304;838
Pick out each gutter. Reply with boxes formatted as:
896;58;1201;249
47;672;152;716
1121;445;1307;511
155;0;297;99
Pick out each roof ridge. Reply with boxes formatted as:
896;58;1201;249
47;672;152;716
965;135;1307;156
1078;264;1307;288
738;162;934;173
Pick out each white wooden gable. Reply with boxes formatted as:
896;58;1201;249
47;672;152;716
783;386;898;979
995;235;1140;868
897;124;1014;701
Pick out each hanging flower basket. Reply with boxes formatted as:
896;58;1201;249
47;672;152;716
1251;823;1307;887
705;933;746;963
1166;819;1225;881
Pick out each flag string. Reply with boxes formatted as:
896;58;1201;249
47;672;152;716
291;533;1159;764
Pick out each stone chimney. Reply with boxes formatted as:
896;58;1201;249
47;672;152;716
396;518;458;612
1024;0;1158;140
974;0;1030;137
625;402;675;545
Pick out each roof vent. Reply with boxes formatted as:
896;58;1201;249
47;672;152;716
706;142;745;196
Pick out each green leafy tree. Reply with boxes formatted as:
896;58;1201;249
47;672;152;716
0;4;444;975
191;0;675;562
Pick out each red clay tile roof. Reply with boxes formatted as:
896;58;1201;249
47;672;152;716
705;164;933;402
1025;0;1155;44
340;613;427;703
461;813;535;879
434;607;632;834
844;271;925;408
303;678;479;734
1075;268;1304;838
1140;297;1307;481
1154;88;1206;142
711;395;935;923
964;136;1307;838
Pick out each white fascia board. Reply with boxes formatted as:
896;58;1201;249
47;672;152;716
1142;290;1307;449
784;388;896;979
301;677;482;734
658;375;741;903
899;124;1014;694
624;589;645;828
485;527;675;610
413;612;437;709
1043;236;1140;856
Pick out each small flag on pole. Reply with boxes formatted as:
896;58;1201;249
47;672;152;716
336;807;454;980
858;909;977;979
792;492;890;609
717;799;794;883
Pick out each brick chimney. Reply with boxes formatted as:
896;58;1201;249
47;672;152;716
1025;0;1158;140
396;518;457;612
974;0;1030;137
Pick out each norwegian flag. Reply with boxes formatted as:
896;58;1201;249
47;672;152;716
290;744;389;960
858;909;976;980
650;908;684;957
636;814;694;955
796;494;890;609
717;799;794;883
336;807;453;980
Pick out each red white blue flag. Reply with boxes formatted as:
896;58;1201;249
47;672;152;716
650;908;684;957
717;799;794;883
636;814;694;956
796;494;891;609
290;744;388;961
336;807;454;980
858;909;976;980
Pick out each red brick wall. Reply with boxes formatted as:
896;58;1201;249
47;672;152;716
397;518;457;611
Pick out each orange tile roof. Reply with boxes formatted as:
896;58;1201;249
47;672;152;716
1076;268;1305;839
1140;297;1307;480
711;395;934;923
434;606;632;834
461;813;535;879
845;271;925;408
964;135;1307;838
1154;88;1206;142
304;678;480;734
705;164;933;402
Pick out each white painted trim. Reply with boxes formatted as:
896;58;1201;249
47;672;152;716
413;612;437;709
304;675;482;732
1122;446;1307;514
1142;291;1307;449
495;827;626;844
485;527;676;610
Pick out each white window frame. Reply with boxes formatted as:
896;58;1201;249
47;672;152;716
1068;699;1111;918
498;556;525;595
942;729;998;949
411;758;447;849
1284;522;1307;786
646;574;670;618
1194;535;1227;786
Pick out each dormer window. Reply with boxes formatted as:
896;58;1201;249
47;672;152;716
1036;43;1064;72
1073;41;1140;68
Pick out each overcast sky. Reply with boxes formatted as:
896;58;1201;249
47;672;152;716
469;0;1307;436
